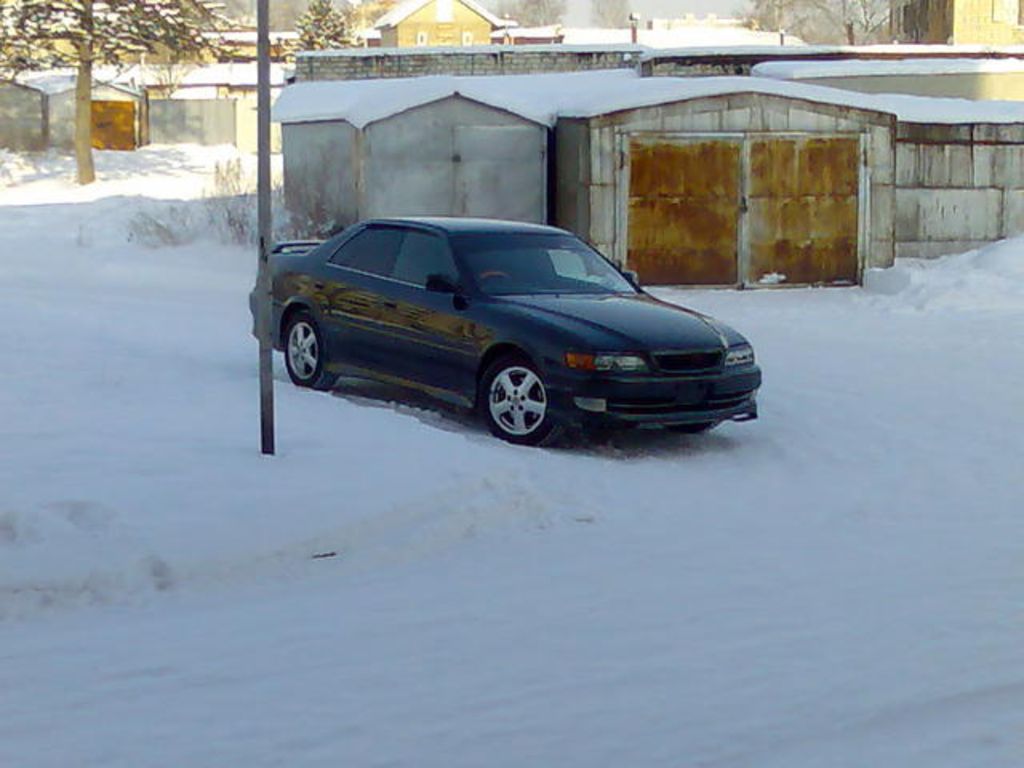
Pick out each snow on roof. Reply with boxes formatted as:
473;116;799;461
14;68;141;96
298;42;644;57
12;64;287;95
492;24;561;40
13;70;76;94
175;63;288;88
109;63;287;89
552;74;895;120
753;56;1024;80
273;69;1024;128
273;70;634;127
642;43;1024;61
204;30;299;43
373;0;506;30
561;26;804;48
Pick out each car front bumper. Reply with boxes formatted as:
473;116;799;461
546;365;762;429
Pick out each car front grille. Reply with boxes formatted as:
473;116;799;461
653;351;723;374
607;391;754;415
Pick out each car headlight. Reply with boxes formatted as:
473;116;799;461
724;345;755;367
565;352;649;373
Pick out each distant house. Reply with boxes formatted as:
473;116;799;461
896;0;1024;44
373;0;509;47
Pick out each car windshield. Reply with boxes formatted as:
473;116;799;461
453;233;636;296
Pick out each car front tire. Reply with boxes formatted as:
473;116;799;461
480;356;561;446
284;311;333;391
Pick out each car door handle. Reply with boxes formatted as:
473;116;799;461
381;300;398;310
312;281;325;290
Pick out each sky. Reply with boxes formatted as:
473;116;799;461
564;0;749;26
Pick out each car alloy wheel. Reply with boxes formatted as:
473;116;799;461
482;357;560;446
284;312;332;390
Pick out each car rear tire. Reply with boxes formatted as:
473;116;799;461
284;311;333;391
480;356;561;446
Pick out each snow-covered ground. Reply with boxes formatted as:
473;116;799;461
2;146;1024;767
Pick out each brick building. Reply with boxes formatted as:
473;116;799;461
897;0;1024;44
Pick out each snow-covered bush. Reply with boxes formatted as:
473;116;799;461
125;162;301;248
126;204;205;247
204;158;257;244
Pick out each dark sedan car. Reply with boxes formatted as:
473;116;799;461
261;218;761;446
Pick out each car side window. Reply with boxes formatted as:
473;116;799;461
328;227;403;277
390;230;458;287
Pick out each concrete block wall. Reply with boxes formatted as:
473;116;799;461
895;122;1024;257
294;47;642;81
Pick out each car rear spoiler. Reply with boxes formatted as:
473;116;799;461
271;240;323;255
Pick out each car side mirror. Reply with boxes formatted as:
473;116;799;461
425;274;458;293
623;269;640;288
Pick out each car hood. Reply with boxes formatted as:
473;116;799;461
500;292;731;350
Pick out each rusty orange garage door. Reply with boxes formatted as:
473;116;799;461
746;136;860;286
91;100;136;151
627;138;742;286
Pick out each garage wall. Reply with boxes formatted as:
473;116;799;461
557;92;896;285
233;92;283;154
362;96;547;224
149;99;236;146
895;122;1024;258
281;120;360;235
0;83;46;151
281;96;547;236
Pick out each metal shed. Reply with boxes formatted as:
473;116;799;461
0;81;47;151
275;79;549;233
10;71;144;151
555;85;897;287
47;82;142;151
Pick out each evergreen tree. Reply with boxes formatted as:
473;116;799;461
296;0;354;51
0;0;223;184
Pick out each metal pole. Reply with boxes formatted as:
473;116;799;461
256;0;275;455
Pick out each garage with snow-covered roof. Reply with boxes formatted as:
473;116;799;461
752;59;1024;259
0;80;46;151
752;57;1024;101
553;77;898;287
273;76;555;234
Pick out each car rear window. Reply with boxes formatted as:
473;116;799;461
329;227;404;277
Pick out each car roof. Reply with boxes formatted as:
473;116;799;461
363;217;569;236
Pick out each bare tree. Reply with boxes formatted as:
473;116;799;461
745;0;890;44
803;0;890;43
497;0;566;26
591;0;629;28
